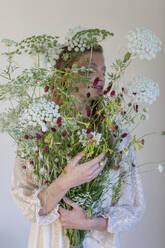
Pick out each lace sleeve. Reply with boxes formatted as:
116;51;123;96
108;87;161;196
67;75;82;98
10;153;60;225
101;135;146;234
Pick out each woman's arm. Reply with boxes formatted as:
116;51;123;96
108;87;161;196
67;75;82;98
38;151;106;216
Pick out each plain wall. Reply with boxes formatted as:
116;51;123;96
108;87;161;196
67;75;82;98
0;0;165;247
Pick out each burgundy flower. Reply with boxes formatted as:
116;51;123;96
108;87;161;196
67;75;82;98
135;104;138;112
51;127;56;132
86;106;91;117
67;144;71;148
24;135;29;140
122;87;125;92
44;146;49;153
133;92;137;95
110;90;115;96
45;180;49;184
86;128;92;134
36;133;42;140
29;160;34;165
41;131;46;135
121;133;128;138
120;151;123;155
103;90;108;95
56;117;62;126
43;120;47;124
93;77;99;87
86;92;90;98
107;85;112;93
44;86;49;93
22;165;26;169
62;130;67;137
67;153;71;157
114;125;118;130
132;163;136;167
141;139;145;145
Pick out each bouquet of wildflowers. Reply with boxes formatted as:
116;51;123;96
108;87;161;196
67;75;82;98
0;26;164;247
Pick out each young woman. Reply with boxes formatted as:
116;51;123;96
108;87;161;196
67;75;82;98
10;45;146;248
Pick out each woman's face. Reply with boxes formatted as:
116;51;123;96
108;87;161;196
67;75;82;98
71;51;106;100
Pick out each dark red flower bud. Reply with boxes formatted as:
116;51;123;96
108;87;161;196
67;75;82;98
86;106;91;117
29;160;34;165
132;163;136;167
43;120;47;124
86;128;92;134
45;180;49;184
93;77;99;87
107;85;112;93
22;165;26;169
44;146;49;153
141;139;145;145
133;92;137;95
135;104;138;112
62;130;67;137
110;90;115;96
120;151;123;155
44;86;49;92
115;125;118;130
121;133;128;138
51;128;56;132
67;144;71;148
41;131;46;135
56;117;62;126
24;135;29;140
67;153;71;157
86;92;91;98
103;90;108;95
36;133;42;140
122;87;125;92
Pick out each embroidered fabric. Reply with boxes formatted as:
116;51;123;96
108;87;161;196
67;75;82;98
10;154;60;225
95;133;146;234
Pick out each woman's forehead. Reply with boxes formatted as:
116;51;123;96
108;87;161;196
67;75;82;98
77;51;105;66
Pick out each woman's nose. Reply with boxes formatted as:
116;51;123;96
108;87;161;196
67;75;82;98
96;70;105;82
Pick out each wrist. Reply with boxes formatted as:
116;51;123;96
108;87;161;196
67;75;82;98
87;216;108;231
53;173;71;192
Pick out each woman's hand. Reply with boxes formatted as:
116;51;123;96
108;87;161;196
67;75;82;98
58;196;108;231
58;151;108;190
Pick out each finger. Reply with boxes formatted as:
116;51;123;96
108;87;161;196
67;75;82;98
69;151;84;167
84;152;105;168
63;196;81;210
90;157;108;175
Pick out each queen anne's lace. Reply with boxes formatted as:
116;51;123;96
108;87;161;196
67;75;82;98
127;27;162;60
128;75;160;104
18;98;60;132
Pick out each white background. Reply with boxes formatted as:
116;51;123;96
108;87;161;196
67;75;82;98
0;0;165;247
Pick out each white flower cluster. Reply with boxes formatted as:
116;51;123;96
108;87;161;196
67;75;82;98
78;129;102;147
18;98;61;132
64;26;88;52
127;27;162;60
64;26;105;53
128;76;160;104
41;43;63;67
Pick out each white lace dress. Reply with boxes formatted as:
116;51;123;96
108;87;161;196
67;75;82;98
10;134;146;248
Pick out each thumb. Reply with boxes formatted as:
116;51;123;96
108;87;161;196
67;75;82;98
70;151;84;167
63;196;81;210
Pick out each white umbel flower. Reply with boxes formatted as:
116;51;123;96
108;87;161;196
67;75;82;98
157;164;164;173
79;129;102;147
18;98;61;132
127;27;162;60
128;76;160;104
